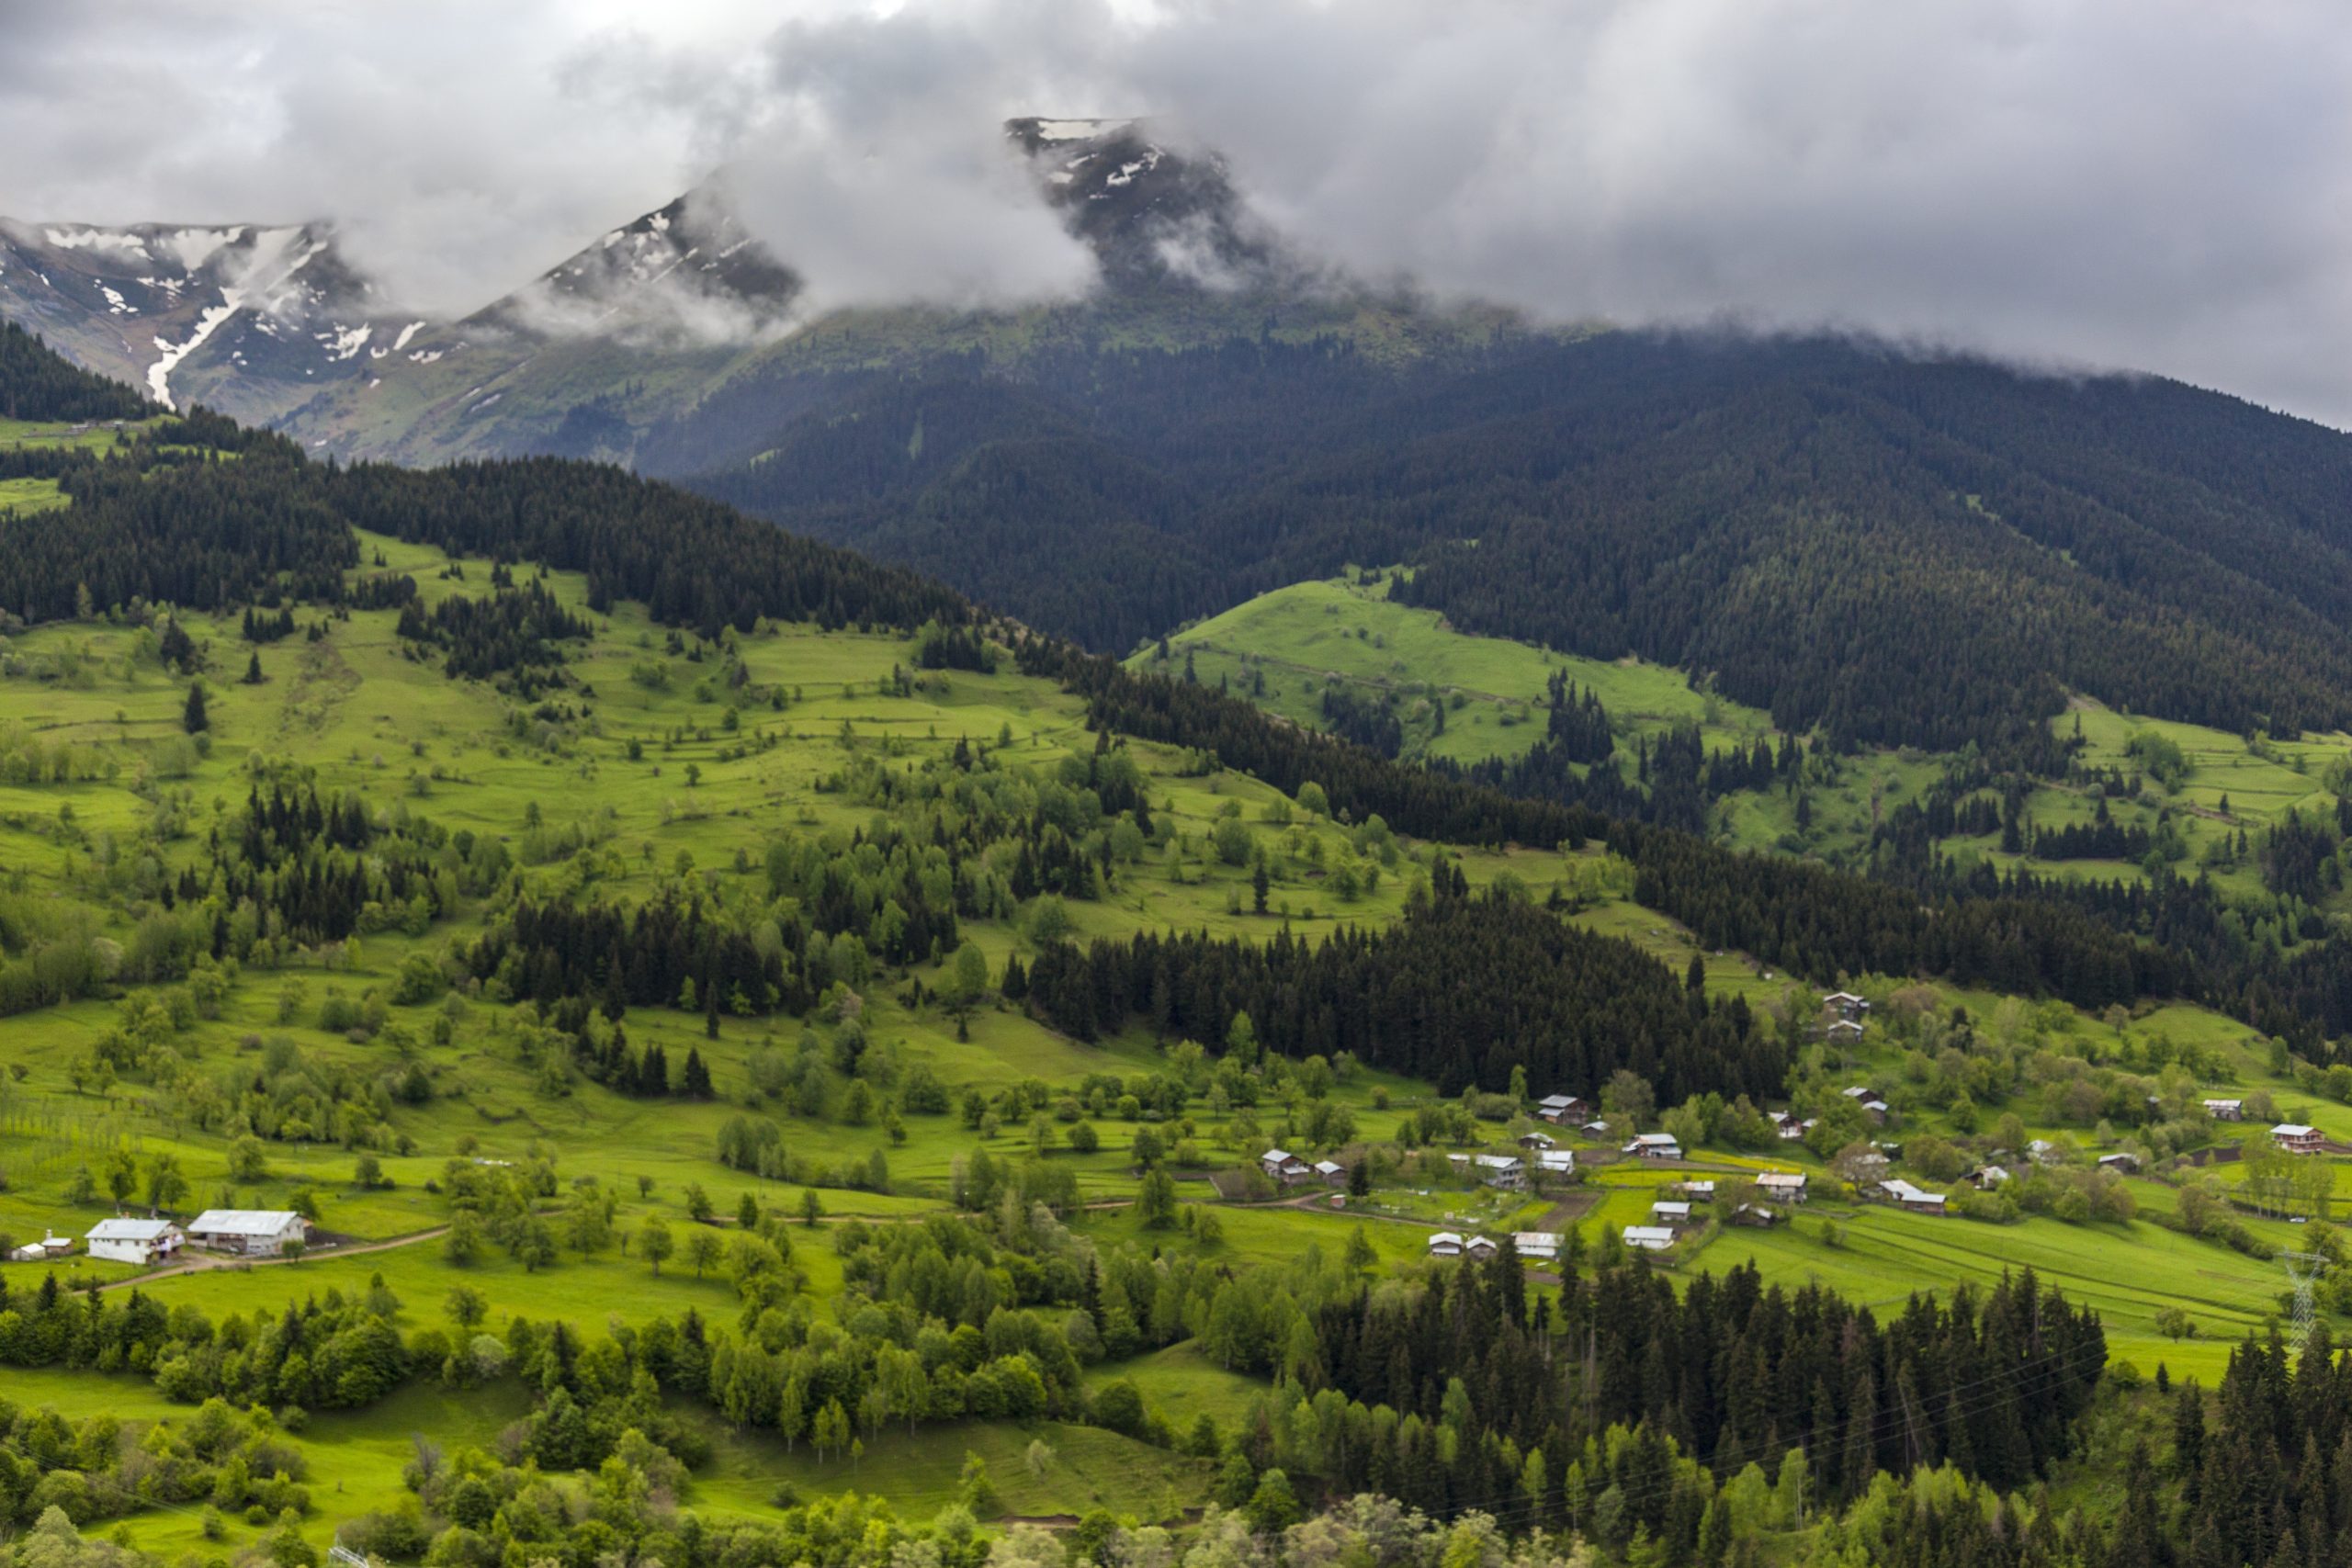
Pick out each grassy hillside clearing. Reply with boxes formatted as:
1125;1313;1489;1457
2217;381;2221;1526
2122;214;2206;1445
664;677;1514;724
1149;570;2352;908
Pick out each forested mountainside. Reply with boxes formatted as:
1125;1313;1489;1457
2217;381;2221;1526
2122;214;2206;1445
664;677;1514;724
681;330;2352;757
18;124;2352;777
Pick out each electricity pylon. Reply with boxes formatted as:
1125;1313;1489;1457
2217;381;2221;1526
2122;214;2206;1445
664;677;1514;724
2282;1250;2328;1356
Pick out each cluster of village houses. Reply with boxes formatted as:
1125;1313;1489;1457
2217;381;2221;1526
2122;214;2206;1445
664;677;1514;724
1260;988;2341;1264
8;1210;310;1267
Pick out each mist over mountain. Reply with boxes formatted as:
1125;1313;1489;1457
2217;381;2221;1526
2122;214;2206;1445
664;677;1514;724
9;86;2352;776
0;114;1281;447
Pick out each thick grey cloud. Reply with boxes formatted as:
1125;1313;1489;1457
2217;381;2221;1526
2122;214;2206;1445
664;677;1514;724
3;0;2350;422
0;0;717;316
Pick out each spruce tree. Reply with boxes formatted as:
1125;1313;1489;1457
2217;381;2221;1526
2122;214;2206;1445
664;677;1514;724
182;681;209;733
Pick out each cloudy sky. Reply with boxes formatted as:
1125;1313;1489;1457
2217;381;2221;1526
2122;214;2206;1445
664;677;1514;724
4;0;2350;423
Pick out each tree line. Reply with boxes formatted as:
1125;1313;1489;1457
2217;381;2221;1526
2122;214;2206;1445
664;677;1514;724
1025;880;1787;1101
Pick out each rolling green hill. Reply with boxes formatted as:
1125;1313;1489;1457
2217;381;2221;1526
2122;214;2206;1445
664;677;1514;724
1154;570;2352;923
1136;572;1764;769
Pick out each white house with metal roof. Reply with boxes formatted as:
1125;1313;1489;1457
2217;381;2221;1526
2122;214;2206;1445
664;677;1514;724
85;1217;183;1266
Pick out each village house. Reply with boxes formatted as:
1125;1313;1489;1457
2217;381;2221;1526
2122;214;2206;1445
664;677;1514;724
2097;1152;2141;1174
9;1233;74;1263
1313;1159;1348;1188
1668;1179;1716;1200
1514;1232;1564;1262
1463;1235;1500;1260
2026;1139;2063;1166
1826;1019;1866;1044
1756;1171;1809;1203
1733;1203;1784;1227
1823;990;1871;1022
185;1210;309;1257
1624;1133;1682;1160
1841;1086;1891;1122
1427;1232;1464;1258
2275;1123;2326;1155
1842;1150;1892;1188
2203;1099;2245;1122
85;1217;183;1266
1535;1094;1591;1125
1623;1225;1676;1252
1518;1130;1558;1151
1970;1165;2011;1190
1770;1111;1813;1142
1651;1200;1693;1225
1534;1150;1577;1183
1579;1120;1611;1139
1879;1179;1948;1214
1261;1149;1312;1185
1472;1154;1526;1190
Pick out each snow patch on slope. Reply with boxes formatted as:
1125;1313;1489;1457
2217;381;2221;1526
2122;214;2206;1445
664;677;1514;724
320;323;371;360
45;228;151;258
149;295;243;409
1027;118;1127;142
164;228;244;270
